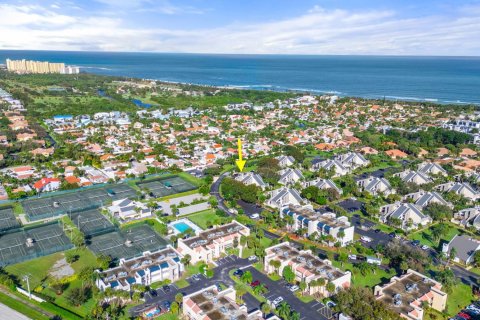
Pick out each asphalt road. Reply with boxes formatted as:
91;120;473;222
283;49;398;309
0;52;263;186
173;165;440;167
210;172;232;215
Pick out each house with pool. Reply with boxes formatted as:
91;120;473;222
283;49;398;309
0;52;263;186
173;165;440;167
95;246;184;291
176;220;250;264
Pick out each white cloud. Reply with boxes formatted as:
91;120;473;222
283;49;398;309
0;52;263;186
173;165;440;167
0;3;479;55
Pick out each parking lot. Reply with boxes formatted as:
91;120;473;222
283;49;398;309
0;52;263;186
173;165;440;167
131;255;254;317
246;267;331;320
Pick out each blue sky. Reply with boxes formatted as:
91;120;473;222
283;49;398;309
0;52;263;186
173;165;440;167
0;0;479;55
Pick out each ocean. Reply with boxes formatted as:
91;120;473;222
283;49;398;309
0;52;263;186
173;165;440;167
0;50;479;105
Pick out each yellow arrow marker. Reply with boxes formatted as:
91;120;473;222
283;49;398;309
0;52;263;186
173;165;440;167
235;138;247;172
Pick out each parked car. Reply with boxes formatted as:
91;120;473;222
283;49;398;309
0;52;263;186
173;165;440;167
149;290;158;297
360;236;372;243
411;240;420;247
326;301;337;308
162;285;171;292
233;269;244;277
250;213;260;219
389;232;396;238
458;312;472;320
289;285;299;292
250;280;260;287
248;255;257;261
348;254;357;260
421;244;429;250
272;297;284;306
374;229;381;233
163;301;171;311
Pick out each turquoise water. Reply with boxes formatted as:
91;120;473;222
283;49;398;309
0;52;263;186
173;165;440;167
0;50;479;105
173;222;191;233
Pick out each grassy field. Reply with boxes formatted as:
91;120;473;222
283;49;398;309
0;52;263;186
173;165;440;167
187;209;219;229
408;223;464;250
241;237;273;259
5;248;99;318
0;291;51;320
446;282;476;316
5;252;64;288
331;261;397;289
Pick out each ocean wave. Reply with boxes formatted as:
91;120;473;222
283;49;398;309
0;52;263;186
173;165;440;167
78;66;112;70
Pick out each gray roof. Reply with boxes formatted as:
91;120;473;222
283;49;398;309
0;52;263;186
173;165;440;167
388;203;426;221
415;191;448;208
448;234;480;263
269;188;303;205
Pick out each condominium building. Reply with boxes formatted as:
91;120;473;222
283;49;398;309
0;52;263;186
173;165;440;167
281;205;354;246
183;285;264;320
374;269;447;320
95;246;183;291
264;242;351;297
5;59;79;74
176;220;250;264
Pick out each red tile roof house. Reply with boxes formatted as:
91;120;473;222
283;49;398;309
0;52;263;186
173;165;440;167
385;149;409;159
33;177;61;192
10;166;35;179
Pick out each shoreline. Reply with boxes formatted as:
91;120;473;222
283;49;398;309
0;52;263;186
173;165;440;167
129;75;480;106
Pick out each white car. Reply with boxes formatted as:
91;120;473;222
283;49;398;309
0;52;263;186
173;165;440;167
248;255;257;261
250;213;260;219
289;285;299;292
272;297;284;306
421;245;429;250
348;254;357;260
360;236;372;243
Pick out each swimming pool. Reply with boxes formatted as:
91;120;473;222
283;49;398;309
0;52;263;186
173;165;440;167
173;222;191;233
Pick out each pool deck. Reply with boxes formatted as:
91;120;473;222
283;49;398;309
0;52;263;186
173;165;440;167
168;218;202;236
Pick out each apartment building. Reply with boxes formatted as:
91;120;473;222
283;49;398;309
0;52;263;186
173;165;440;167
264;242;351;297
176;220;250;264
374;269;447;320
281;205;354;246
95;246;183;291
183;285;264;320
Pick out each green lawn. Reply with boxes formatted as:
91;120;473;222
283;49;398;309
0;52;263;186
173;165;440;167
331;261;397;289
0;291;50;320
408;223;464;250
5;247;99;318
187;209;219;229
241;237;273;258
446;282;476;316
174;279;190;289
5;252;64;288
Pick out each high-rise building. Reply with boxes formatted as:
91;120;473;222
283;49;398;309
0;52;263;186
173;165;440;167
5;59;79;74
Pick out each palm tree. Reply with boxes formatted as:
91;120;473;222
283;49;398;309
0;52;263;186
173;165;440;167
299;281;307;296
261;303;271;317
290;311;301;320
277;302;291;319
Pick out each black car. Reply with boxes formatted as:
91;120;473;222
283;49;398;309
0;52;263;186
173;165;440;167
389;232;396;238
374;229;381;233
233;269;244;277
162;285;171;292
163;301;171;311
149;290;158;297
411;240;420;246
